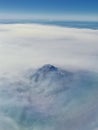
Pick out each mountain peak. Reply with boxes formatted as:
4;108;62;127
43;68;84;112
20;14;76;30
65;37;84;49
38;64;58;73
29;64;73;83
29;64;58;82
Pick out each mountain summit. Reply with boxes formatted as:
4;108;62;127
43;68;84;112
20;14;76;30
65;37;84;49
38;64;58;73
29;64;72;83
27;64;75;96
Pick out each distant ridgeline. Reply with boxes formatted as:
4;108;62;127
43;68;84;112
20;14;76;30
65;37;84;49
0;19;98;29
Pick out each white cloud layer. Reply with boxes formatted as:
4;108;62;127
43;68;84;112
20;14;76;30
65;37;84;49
0;23;98;74
0;23;98;130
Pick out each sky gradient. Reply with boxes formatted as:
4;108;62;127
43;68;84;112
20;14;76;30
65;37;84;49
0;0;98;21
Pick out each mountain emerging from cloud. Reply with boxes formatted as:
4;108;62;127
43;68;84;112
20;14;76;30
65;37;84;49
0;64;98;130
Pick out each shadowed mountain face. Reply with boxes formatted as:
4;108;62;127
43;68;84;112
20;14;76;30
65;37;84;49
0;65;98;130
29;65;74;95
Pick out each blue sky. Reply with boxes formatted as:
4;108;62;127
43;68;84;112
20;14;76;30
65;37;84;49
0;0;98;21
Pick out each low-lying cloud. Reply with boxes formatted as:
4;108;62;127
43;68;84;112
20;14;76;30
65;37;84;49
0;23;98;74
0;23;98;130
0;64;98;130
